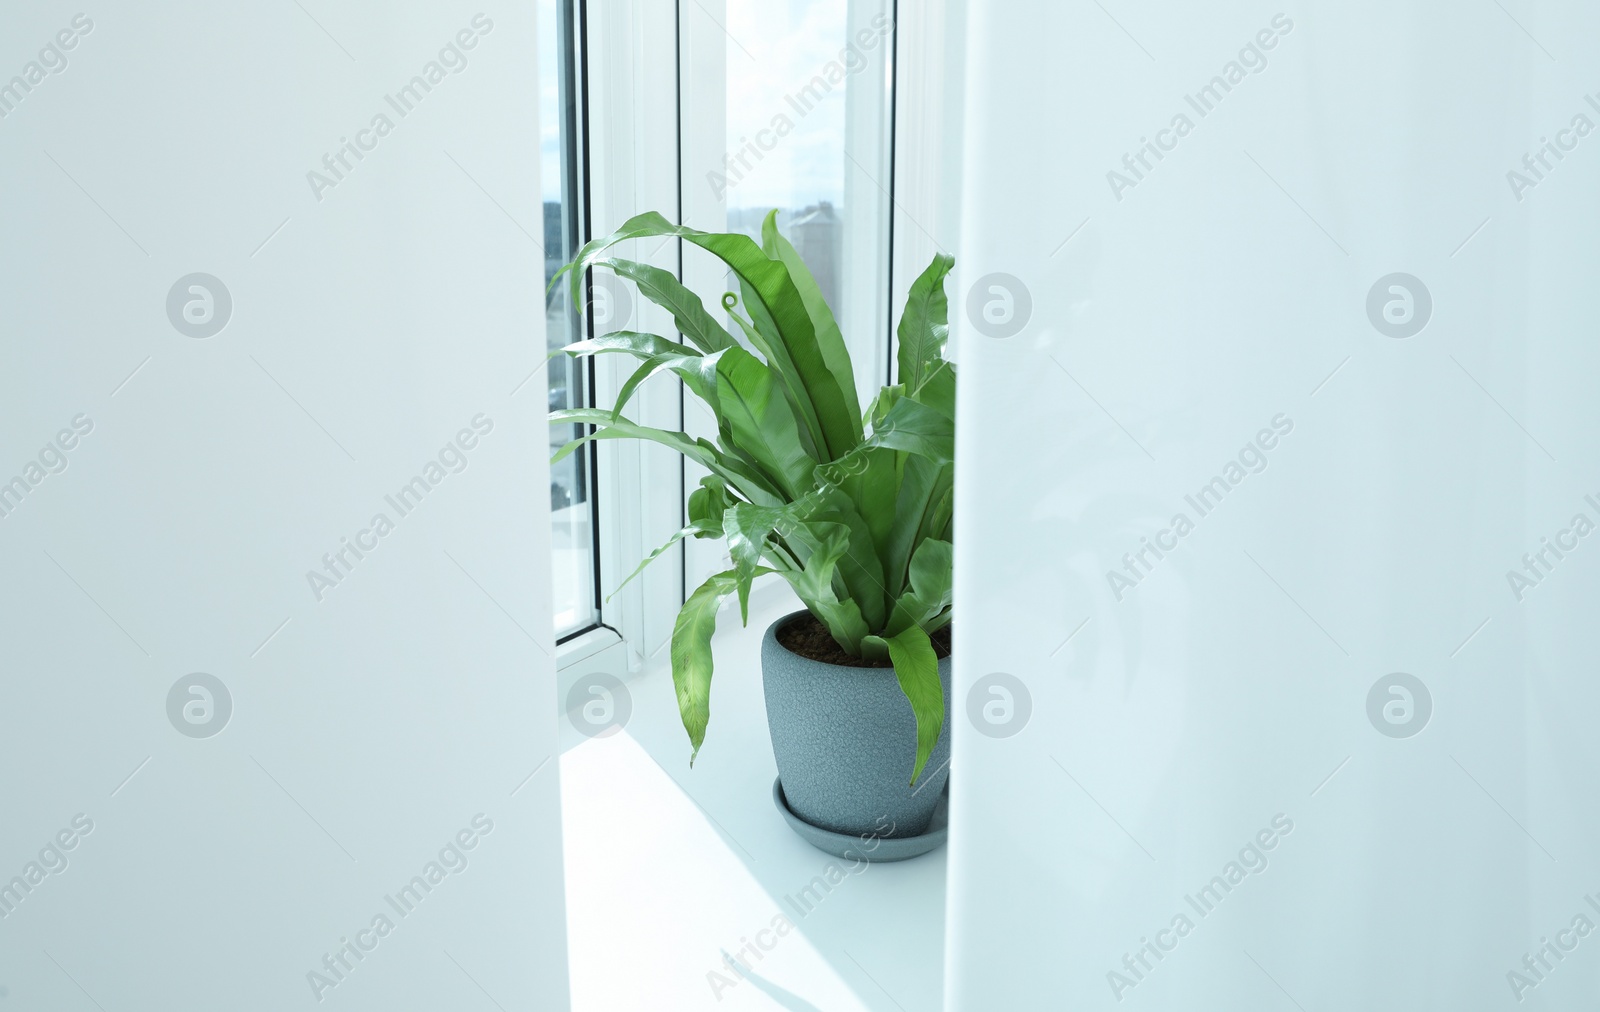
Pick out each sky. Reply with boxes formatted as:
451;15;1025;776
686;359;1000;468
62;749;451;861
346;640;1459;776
723;0;850;212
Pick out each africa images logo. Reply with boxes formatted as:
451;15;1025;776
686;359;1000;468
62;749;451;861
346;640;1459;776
1105;15;1294;201
305;414;494;601
1106;413;1294;601
305;15;495;201
1105;814;1295;1000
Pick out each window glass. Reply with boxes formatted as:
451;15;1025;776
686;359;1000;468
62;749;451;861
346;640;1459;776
541;0;597;637
722;0;894;398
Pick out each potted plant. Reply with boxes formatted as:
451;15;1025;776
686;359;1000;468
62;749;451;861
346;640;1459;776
550;211;955;857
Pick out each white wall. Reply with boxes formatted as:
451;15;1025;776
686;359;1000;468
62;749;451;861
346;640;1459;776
0;3;568;1008
948;1;1600;1008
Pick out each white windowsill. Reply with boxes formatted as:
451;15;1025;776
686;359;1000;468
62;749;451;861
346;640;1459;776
560;584;947;1011
556;622;623;668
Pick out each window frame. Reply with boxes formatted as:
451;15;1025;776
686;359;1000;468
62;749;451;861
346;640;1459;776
549;0;602;646
555;0;687;695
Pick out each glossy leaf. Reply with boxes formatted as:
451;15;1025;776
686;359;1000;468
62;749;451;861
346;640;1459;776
672;567;771;764
888;538;953;635
715;345;816;499
883;453;942;599
868;396;954;464
562;331;699;362
686;474;732;535
864;623;945;786
781;520;870;653
762;210;862;424
722;503;792;623
896;253;956;393
611;348;726;421
573;212;862;458
590;258;738;354
550;408;784;506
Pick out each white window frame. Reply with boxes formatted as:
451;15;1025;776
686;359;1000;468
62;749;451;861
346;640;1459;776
888;0;966;351
556;0;686;701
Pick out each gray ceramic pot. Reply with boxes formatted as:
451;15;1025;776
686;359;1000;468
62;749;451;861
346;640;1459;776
761;610;952;838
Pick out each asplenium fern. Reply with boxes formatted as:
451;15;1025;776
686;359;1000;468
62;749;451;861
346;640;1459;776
550;211;954;785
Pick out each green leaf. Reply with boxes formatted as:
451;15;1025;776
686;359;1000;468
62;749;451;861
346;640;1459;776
864;624;945;786
591;258;738;354
887;538;953;635
562;331;700;361
762;210;862;422
549;408;785;505
909;537;954;616
607;517;718;601
555;217;685;305
722;503;792;623
686;474;732;534
691;240;860;458
672;567;770;764
921;471;955;544
913;359;957;421
781;520;870;653
715;345;817;499
572;212;862;459
867;396;954;464
839;448;899;596
896;253;956;393
811;497;889;633
549;409;712;468
882;454;942;599
611;348;726;421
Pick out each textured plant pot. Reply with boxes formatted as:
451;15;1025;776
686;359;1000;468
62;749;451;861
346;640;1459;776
761;610;952;838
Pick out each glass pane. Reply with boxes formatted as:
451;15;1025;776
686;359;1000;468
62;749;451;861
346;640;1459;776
722;0;894;399
541;0;597;637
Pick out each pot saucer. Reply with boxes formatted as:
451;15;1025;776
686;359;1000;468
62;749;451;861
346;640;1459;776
771;778;949;862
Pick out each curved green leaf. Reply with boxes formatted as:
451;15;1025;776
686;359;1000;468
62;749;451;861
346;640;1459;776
562;331;700;361
550;409;713;468
781;519;870;653
839;448;898;595
550;408;785;506
572;212;862;459
864;623;945;786
883;454;941;599
686;474;732;534
591;258;738;354
672;567;771;764
887;538;953;636
715;345;816;499
611;348;726;421
811;497;889;633
868;396;954;464
722;503;793;624
762;210;861;422
896;253;956;393
913;359;956;421
607;517;719;601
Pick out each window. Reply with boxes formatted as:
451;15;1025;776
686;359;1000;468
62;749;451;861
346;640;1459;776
716;0;897;406
547;0;923;667
542;0;599;639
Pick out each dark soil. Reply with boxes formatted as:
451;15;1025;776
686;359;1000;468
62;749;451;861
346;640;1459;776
778;612;952;667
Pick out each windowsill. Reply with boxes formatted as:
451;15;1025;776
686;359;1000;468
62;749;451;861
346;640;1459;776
560;585;947;1011
556;622;622;668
